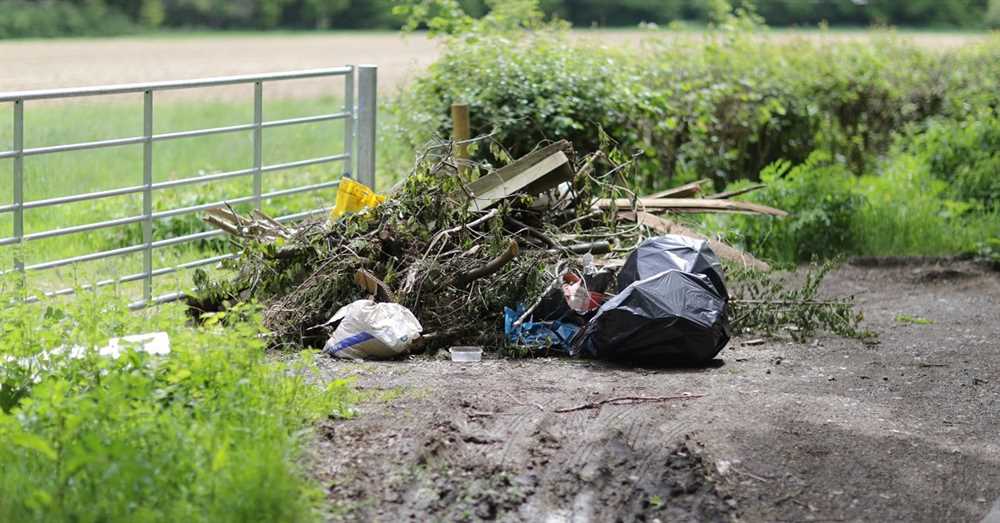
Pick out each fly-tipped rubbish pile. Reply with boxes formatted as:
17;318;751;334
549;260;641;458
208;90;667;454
190;138;863;361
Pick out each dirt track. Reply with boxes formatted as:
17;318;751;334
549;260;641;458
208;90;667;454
1;31;987;98
308;259;1000;522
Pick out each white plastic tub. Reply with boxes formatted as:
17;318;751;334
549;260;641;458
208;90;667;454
449;346;483;362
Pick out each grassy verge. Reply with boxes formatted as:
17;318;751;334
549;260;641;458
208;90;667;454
0;286;354;522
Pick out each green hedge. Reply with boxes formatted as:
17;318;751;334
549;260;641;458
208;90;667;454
396;27;1000;190
394;7;1000;264
905;114;1000;208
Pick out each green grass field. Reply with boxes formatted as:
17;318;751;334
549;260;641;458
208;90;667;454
0;97;402;299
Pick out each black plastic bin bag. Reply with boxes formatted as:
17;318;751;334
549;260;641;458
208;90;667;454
574;269;731;363
617;235;727;298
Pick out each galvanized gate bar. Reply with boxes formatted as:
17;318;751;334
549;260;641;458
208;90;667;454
356;65;377;187
18;136;147;157
343;66;355;177
261;112;350;129
253;81;264;210
22;185;147;209
150;167;256;190
23;206;330;306
0;67;353;102
0;152;351;244
12;100;23;272
0;112;351;159
259;153;348;173
25;243;148;272
0;65;376;307
142;90;154;302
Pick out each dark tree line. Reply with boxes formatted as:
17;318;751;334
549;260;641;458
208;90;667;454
539;0;992;28
1;0;997;38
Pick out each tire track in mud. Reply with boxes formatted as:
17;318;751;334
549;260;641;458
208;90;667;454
560;407;648;522
511;394;723;523
313;261;1000;522
497;408;545;467
321;382;731;522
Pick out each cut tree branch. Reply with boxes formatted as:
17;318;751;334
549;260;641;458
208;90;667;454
453;240;519;288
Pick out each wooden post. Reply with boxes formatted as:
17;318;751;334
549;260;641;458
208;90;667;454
451;103;470;175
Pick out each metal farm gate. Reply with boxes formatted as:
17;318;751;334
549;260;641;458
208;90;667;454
0;65;377;307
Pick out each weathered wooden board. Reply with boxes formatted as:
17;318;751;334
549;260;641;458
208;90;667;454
464;140;575;212
594;197;788;217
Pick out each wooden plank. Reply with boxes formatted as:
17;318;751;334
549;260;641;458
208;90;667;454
463;140;573;205
646;179;711;199
467;150;570;212
594;197;788;217
619;210;771;272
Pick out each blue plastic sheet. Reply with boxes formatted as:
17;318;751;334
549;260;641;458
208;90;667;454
504;306;580;353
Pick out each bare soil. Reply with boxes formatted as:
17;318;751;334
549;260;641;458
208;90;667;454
1;31;987;98
307;259;1000;522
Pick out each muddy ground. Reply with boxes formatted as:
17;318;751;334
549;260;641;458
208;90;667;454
307;260;1000;522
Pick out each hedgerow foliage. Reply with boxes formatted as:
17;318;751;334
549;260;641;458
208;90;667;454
395;1;1000;190
395;0;1000;264
905;113;1000;208
708;125;1000;264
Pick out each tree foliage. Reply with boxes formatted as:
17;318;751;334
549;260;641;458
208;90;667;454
0;0;996;38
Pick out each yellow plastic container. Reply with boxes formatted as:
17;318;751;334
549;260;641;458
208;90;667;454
330;178;386;219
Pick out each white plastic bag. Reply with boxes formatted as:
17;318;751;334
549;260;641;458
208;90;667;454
99;332;171;359
323;300;422;360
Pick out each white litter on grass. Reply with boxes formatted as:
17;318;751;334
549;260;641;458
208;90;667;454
98;332;171;358
2;332;171;384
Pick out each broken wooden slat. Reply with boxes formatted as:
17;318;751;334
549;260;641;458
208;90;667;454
594;198;788;217
468;151;570;212
591;257;626;269
707;183;767;200
451;103;471;176
251;209;290;234
619;211;771;272
465;140;575;212
646;179;712;199
203;213;241;237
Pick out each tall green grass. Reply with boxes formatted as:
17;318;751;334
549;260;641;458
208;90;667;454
706;148;1000;264
0;288;355;522
852;155;1000;257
